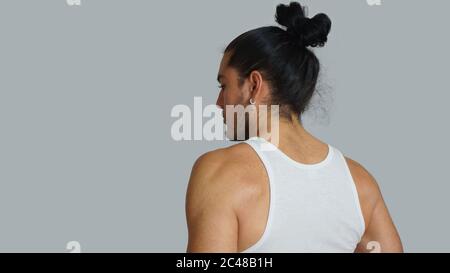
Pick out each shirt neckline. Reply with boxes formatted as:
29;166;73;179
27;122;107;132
248;136;334;169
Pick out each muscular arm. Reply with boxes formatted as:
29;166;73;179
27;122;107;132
355;194;403;253
346;158;404;253
185;151;240;253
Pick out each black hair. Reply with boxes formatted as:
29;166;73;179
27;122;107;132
224;2;332;120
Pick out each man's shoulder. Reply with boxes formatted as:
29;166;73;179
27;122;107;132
186;142;262;212
344;156;383;226
344;157;381;197
192;142;255;180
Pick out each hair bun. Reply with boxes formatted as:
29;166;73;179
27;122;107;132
275;2;331;48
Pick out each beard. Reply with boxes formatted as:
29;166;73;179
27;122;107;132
225;115;250;141
223;105;259;141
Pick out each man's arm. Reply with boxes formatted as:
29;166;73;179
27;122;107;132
346;158;404;253
185;151;239;253
355;193;404;253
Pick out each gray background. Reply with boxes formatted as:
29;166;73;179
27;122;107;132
0;0;448;252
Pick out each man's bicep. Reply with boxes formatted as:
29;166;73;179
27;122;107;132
356;196;403;253
186;201;238;253
185;156;239;253
345;157;403;253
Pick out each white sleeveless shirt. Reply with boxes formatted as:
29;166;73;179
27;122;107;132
240;137;366;253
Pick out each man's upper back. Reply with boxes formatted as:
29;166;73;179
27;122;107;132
185;141;402;252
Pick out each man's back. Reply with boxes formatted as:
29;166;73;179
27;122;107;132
185;137;403;252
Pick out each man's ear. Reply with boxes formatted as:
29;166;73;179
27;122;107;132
248;70;264;101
